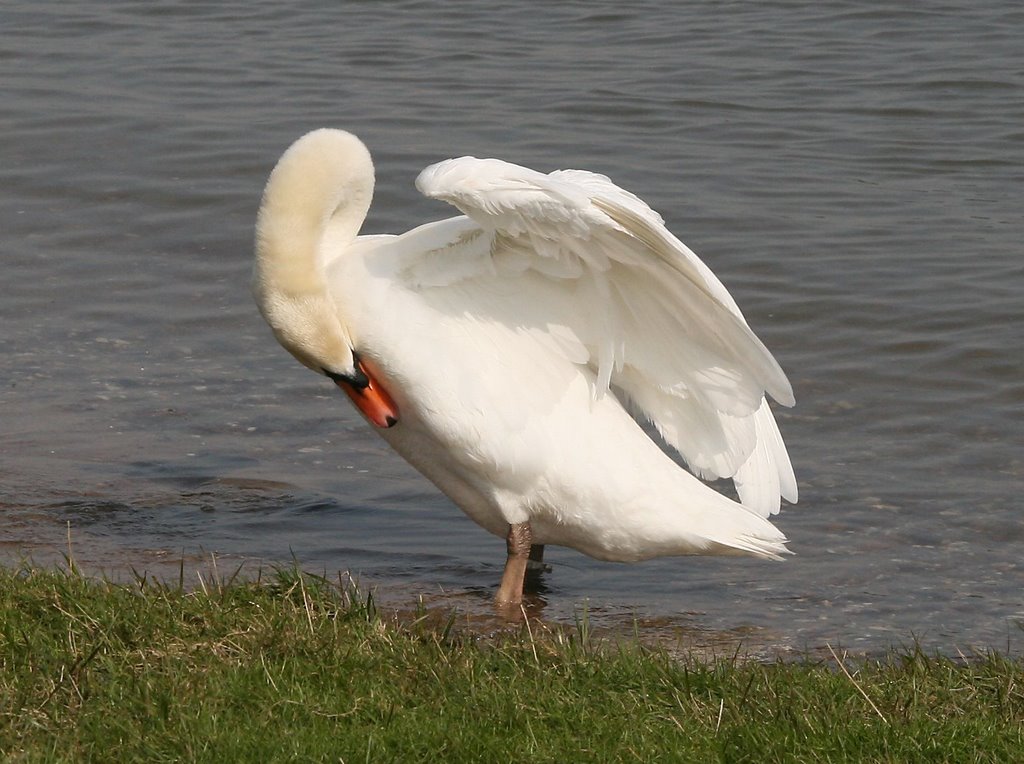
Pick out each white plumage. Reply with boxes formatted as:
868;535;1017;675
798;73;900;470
254;128;797;604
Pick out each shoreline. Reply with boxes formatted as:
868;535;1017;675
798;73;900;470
2;563;1022;760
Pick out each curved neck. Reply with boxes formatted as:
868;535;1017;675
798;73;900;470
254;130;375;298
251;129;375;374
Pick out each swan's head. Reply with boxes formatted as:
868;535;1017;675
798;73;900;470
253;129;398;428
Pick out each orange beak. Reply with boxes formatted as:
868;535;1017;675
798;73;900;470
333;357;400;428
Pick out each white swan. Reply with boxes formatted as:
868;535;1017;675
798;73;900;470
253;129;797;605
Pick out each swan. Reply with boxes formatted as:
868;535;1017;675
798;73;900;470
253;129;797;606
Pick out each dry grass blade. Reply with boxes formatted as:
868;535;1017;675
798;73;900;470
827;642;888;725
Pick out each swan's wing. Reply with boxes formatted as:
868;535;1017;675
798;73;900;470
412;156;797;516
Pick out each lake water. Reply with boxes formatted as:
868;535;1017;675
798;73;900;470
3;1;1022;658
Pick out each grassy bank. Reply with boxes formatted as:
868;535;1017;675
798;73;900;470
1;565;1022;762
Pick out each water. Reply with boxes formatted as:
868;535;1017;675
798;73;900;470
2;1;1022;657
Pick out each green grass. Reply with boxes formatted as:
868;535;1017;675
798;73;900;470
1;564;1022;762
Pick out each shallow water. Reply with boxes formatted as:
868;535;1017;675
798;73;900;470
2;1;1023;656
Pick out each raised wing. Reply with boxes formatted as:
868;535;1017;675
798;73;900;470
413;156;797;516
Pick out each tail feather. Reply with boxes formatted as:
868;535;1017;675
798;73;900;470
671;472;790;561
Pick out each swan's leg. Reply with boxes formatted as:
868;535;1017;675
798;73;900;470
495;521;532;605
524;543;546;591
528;544;545;565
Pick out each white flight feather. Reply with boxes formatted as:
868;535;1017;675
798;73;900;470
413;155;796;518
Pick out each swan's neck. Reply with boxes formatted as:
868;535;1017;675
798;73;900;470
252;129;375;373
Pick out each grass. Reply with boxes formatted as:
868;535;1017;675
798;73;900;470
1;563;1022;762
